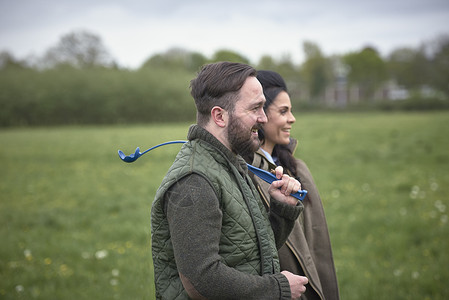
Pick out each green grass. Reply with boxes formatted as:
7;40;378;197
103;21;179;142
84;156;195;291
1;112;448;299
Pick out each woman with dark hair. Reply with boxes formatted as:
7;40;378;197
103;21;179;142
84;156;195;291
248;70;340;300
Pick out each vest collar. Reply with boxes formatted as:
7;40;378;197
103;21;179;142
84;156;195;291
187;124;248;174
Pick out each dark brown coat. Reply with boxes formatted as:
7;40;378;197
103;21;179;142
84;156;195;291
250;144;340;300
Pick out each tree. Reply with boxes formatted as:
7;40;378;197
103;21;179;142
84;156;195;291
429;34;449;97
343;46;387;101
301;41;332;101
257;54;300;78
387;46;429;90
0;51;28;70
277;54;300;79
257;55;278;71
141;47;207;72
41;30;114;69
210;49;250;64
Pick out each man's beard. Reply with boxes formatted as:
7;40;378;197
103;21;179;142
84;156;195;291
227;113;261;158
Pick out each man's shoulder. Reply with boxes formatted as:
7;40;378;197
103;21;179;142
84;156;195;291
166;173;216;207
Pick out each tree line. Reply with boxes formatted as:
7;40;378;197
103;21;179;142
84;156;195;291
1;30;448;127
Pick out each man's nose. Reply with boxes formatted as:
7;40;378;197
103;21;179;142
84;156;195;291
258;110;267;123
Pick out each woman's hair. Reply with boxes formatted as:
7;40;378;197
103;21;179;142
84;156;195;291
256;70;298;177
190;62;257;126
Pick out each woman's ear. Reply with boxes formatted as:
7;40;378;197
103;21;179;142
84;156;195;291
210;106;228;128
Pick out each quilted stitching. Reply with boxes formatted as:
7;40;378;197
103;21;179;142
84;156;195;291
151;138;278;298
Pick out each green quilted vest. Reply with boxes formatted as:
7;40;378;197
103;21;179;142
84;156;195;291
151;128;279;300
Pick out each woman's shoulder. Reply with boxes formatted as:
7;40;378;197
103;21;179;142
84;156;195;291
253;149;276;171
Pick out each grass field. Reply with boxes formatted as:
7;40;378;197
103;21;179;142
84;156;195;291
1;112;448;299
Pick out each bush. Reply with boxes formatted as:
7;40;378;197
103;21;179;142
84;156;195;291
0;66;197;127
1;65;448;127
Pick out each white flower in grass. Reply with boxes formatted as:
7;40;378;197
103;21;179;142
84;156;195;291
23;249;32;261
95;250;108;260
110;279;118;286
112;269;119;277
361;183;370;192
434;200;446;213
410;185;420;199
15;285;24;293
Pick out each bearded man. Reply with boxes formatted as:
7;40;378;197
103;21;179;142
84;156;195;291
151;62;308;300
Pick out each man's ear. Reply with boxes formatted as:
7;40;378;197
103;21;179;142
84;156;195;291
210;106;228;128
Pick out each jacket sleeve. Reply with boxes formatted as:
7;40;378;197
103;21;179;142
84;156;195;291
269;196;303;249
249;171;303;250
164;173;292;300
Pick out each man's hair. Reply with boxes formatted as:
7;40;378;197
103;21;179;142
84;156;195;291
190;61;257;126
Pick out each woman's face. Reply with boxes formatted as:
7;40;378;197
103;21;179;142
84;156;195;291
262;91;296;153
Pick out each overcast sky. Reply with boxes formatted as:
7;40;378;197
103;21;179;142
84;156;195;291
1;0;448;68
